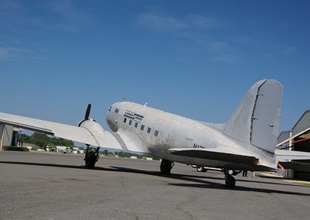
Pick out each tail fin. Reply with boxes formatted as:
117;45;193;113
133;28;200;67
224;79;283;153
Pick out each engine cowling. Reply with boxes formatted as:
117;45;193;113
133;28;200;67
78;119;105;134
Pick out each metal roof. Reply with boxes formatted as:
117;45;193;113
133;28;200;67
277;110;310;146
292;110;310;136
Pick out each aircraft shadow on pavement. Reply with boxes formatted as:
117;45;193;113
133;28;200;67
109;166;310;196
0;161;90;170
1;160;309;196
110;165;309;189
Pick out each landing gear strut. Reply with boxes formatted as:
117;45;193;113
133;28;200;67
160;159;174;174
223;169;236;188
84;145;100;168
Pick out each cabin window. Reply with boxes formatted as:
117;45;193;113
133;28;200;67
147;127;151;133
114;108;119;113
129;120;132;125
123;118;127;123
141;125;145;131
135;122;138;128
154;130;159;137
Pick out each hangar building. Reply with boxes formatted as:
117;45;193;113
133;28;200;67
277;110;310;180
0;124;20;150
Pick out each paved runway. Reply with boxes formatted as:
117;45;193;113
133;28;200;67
1;151;310;220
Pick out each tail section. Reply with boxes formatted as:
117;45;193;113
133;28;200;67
224;79;283;153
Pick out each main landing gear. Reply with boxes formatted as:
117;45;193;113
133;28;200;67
160;159;174;174
84;145;100;168
223;169;236;188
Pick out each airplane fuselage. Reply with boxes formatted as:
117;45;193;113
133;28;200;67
106;101;276;171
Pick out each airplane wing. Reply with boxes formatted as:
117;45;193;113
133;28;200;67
169;148;258;164
275;149;310;161
0;112;123;150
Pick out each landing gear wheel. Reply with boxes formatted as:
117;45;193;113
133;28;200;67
225;175;236;188
160;159;174;174
84;146;100;168
197;167;207;172
223;169;236;188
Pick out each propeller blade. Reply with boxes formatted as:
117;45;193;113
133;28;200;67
85;104;91;120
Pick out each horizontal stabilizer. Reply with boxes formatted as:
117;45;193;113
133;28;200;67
275;149;310;161
169;148;258;164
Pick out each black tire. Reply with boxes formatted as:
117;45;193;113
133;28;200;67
160;159;173;174
85;152;97;168
225;175;236;188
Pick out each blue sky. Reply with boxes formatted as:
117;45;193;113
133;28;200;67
1;0;310;136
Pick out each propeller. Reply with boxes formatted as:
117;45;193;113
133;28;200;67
85;104;91;120
78;103;92;127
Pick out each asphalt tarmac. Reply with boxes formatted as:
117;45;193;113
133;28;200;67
1;151;310;220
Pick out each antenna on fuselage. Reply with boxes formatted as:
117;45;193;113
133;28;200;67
144;102;148;106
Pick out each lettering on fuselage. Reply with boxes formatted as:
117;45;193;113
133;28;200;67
193;144;205;149
124;110;144;122
124;111;134;119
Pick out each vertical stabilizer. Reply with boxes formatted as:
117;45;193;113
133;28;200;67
224;79;283;153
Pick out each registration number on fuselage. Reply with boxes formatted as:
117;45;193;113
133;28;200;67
193;144;205;149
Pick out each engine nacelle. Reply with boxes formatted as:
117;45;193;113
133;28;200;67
78;119;105;134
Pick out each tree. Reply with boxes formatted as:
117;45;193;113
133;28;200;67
103;150;108;156
28;132;50;148
20;134;30;142
24;132;75;149
50;137;74;147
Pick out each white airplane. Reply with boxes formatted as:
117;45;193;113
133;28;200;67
1;79;310;188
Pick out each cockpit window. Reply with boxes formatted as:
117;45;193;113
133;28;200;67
114;108;120;113
109;106;112;112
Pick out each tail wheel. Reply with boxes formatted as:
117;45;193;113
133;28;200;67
197;167;207;172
